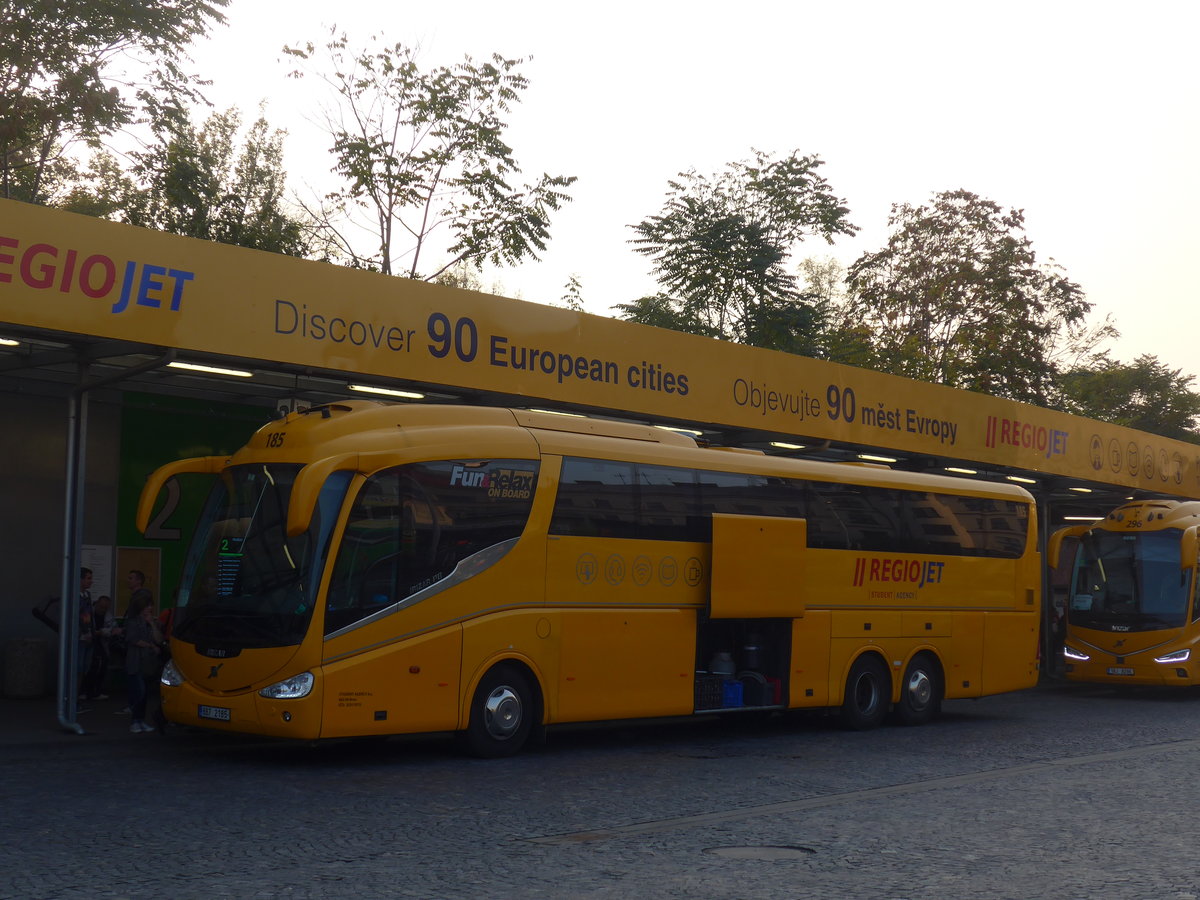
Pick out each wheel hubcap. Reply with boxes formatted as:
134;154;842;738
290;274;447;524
906;669;932;709
483;686;522;740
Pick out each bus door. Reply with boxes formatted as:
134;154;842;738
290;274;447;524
700;514;807;709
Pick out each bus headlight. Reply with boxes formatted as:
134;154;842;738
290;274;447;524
1063;645;1090;662
160;659;184;687
259;672;315;699
1154;649;1191;664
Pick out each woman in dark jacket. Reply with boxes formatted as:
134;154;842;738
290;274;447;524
123;600;162;733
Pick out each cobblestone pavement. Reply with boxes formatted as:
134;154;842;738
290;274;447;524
4;681;1200;899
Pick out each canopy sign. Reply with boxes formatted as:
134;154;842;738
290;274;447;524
2;199;1197;496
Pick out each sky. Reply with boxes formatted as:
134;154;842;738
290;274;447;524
187;0;1199;380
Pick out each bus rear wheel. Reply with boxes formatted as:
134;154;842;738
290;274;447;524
464;663;533;758
895;653;943;726
841;654;891;730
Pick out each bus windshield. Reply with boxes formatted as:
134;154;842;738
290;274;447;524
173;464;350;648
1068;529;1193;632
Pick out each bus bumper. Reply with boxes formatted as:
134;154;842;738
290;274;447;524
161;674;324;740
1064;660;1197;686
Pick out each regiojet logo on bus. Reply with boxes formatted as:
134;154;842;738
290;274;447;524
0;235;195;314
853;557;946;588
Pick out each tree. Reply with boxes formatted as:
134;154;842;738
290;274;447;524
558;274;584;312
799;256;877;366
62;107;310;256
621;150;856;353
844;189;1114;405
612;294;703;334
0;0;229;203
1058;354;1200;441
283;33;576;280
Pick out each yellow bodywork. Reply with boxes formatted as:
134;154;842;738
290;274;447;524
147;402;1042;740
1055;500;1200;687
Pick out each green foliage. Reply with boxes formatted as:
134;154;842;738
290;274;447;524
612;294;710;335
432;262;483;291
559;274;585;312
62;107;310;256
844;189;1111;405
283;33;576;279
623;150;856;352
799;256;876;367
1058;354;1200;441
0;0;229;203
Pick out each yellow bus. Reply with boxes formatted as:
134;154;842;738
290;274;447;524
1050;499;1200;685
139;401;1041;756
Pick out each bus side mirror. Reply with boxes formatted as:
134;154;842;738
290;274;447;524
1182;526;1199;572
286;453;359;537
1047;524;1090;569
136;456;228;534
285;450;413;537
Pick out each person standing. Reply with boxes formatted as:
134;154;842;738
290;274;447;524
126;570;152;617
82;594;116;701
77;568;95;704
123;600;163;733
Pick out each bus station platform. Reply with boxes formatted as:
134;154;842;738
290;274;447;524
0;693;161;749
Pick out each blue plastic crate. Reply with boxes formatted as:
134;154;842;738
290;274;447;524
722;679;743;708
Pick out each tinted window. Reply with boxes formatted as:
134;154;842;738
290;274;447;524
806;481;1028;557
639;466;703;541
552;460;803;541
173;465;350;649
804;483;904;551
549;456;1029;558
925;494;1029;558
1068;529;1191;632
326;459;538;634
550;458;638;538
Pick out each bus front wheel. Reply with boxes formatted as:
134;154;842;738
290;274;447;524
895;653;943;726
841;654;891;730
463;663;533;758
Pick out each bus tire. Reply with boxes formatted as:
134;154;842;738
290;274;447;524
463;663;533;758
841;654;891;730
895;653;943;726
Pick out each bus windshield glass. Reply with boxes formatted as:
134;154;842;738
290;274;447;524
173;464;350;648
1068;529;1192;632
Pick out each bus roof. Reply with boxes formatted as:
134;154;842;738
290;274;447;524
241;401;1035;504
1092;499;1200;530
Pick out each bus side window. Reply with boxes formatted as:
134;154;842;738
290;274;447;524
802;483;853;550
325;472;402;635
638;465;701;541
550;459;637;538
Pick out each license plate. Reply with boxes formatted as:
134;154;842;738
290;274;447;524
198;705;232;721
1107;667;1135;676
